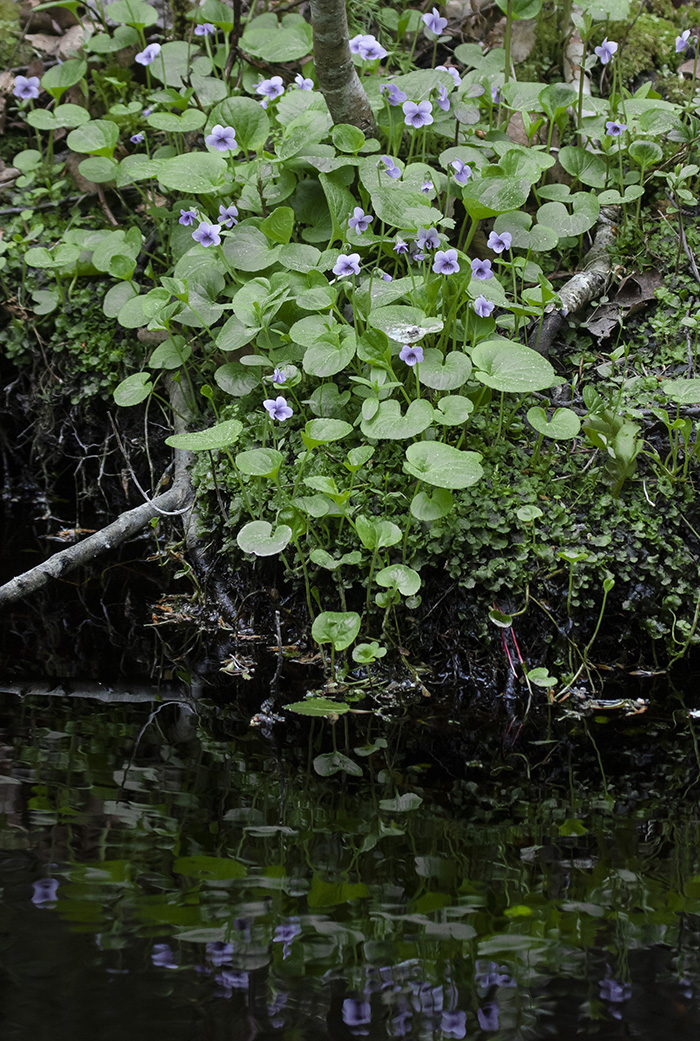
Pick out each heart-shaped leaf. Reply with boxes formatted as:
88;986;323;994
311;611;361;651
418;349;472;391
235;448;283;478
361;399;433;440
113;372;152;406
472;339;556;393
165;419;243;451
375;564;421;596
404;442;483;489
410;487;454;521
236;520;292;556
526;406;581;439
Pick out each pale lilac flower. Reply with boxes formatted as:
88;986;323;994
348;207;373;233
333;253;361;276
195;22;215;35
130;132;145;144
451;158;472;184
416;227;440;250
205;123;237;151
594;37;618;64
491;85;501;103
179;208;197;226
259;98;269;109
436;65;462;87
400;344;424;366
487;230;512;253
471;257;493;280
436;83;450;111
13;75;41;99
142;106;153;116
358;35;387;61
272;367;286;384
422;6;448;35
378;270;393;281
473;295;495;318
294;73;314;90
206;942;234;966
255;76;285;100
434;248;460;274
605;120;627;137
32;878;59;905
192;222;222;247
152;943;178;968
393;237;409;254
135;42;161;65
264;396;293;421
421;179;434;194
380;83;407;107
218;202;239;227
410;246;426;263
349;33;369;54
676;29;691;52
380;155;401;179
403;100;434;128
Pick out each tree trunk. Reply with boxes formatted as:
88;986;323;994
309;0;376;134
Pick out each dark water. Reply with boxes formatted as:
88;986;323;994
1;680;699;1039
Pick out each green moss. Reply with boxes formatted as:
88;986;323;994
0;0;27;69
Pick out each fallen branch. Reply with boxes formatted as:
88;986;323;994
0;377;195;609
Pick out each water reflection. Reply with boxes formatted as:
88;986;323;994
0;687;699;1038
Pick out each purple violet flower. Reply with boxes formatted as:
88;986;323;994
218;202;239;227
421;179;434;194
194;22;215;35
349;34;369;54
272;367;286;384
348;206;373;233
142;107;153;116
473;295;495;318
380;154;401;179
471;257;493;280
400;344;424;366
434;248;460;275
451;158;472;184
135;42;161;66
32;878;59;906
416;227;440;250
294;73;314;90
393;237;409;254
605;119;627;136
410;246;427;263
130;132;145;144
436;83;450;111
402;100;434;128
333;252;361;276
491;85;501;103
380;83;408;107
255;76;285;99
487;230;512;253
13;75;41;99
192;222;222;247
179;208;197;226
378;270;393;281
205;123;237;151
358;35;387;61
594;37;618;64
264;396;293;421
422;6;448;35
676;29;691;52
436;65;462;87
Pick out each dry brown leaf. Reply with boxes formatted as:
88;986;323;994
679;59;700;79
26;23;85;59
0;161;20;192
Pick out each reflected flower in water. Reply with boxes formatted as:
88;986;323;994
273;916;301;958
478;1002;500;1031
343;997;372;1035
410;981;443;1013
389;1008;412;1037
474;960;516;988
441;1010;467;1039
599;975;631;1003
215;969;250;997
151;943;178;969
206;941;234;967
32;878;59;906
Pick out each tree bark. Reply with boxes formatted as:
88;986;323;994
309;0;376;134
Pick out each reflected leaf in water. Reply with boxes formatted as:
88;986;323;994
31;877;59;906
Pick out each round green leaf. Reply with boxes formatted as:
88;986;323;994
241;12;313;62
158;152;230;193
311;610;361;651
78;156;118;183
209;96;270;152
404;442;483;490
303;334;356;378
361;399;433;440
104;0;158;25
375;564;421;596
235;447;283;478
410;487;454;521
303;419;353;445
149;336;192;370
517;504;543;522
223;225;280;271
526;406;581;439
31;289;60;316
434;395;474;426
236;520;292;556
558;145;607;188
661;378;700;404
472;339;557;393
113;372;152;406
369;305;443;343
41;58;87;101
147;109;206;133
628;140;663;168
331;124;365;153
67;120;119;157
418;349;472;391
165;419;243;451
